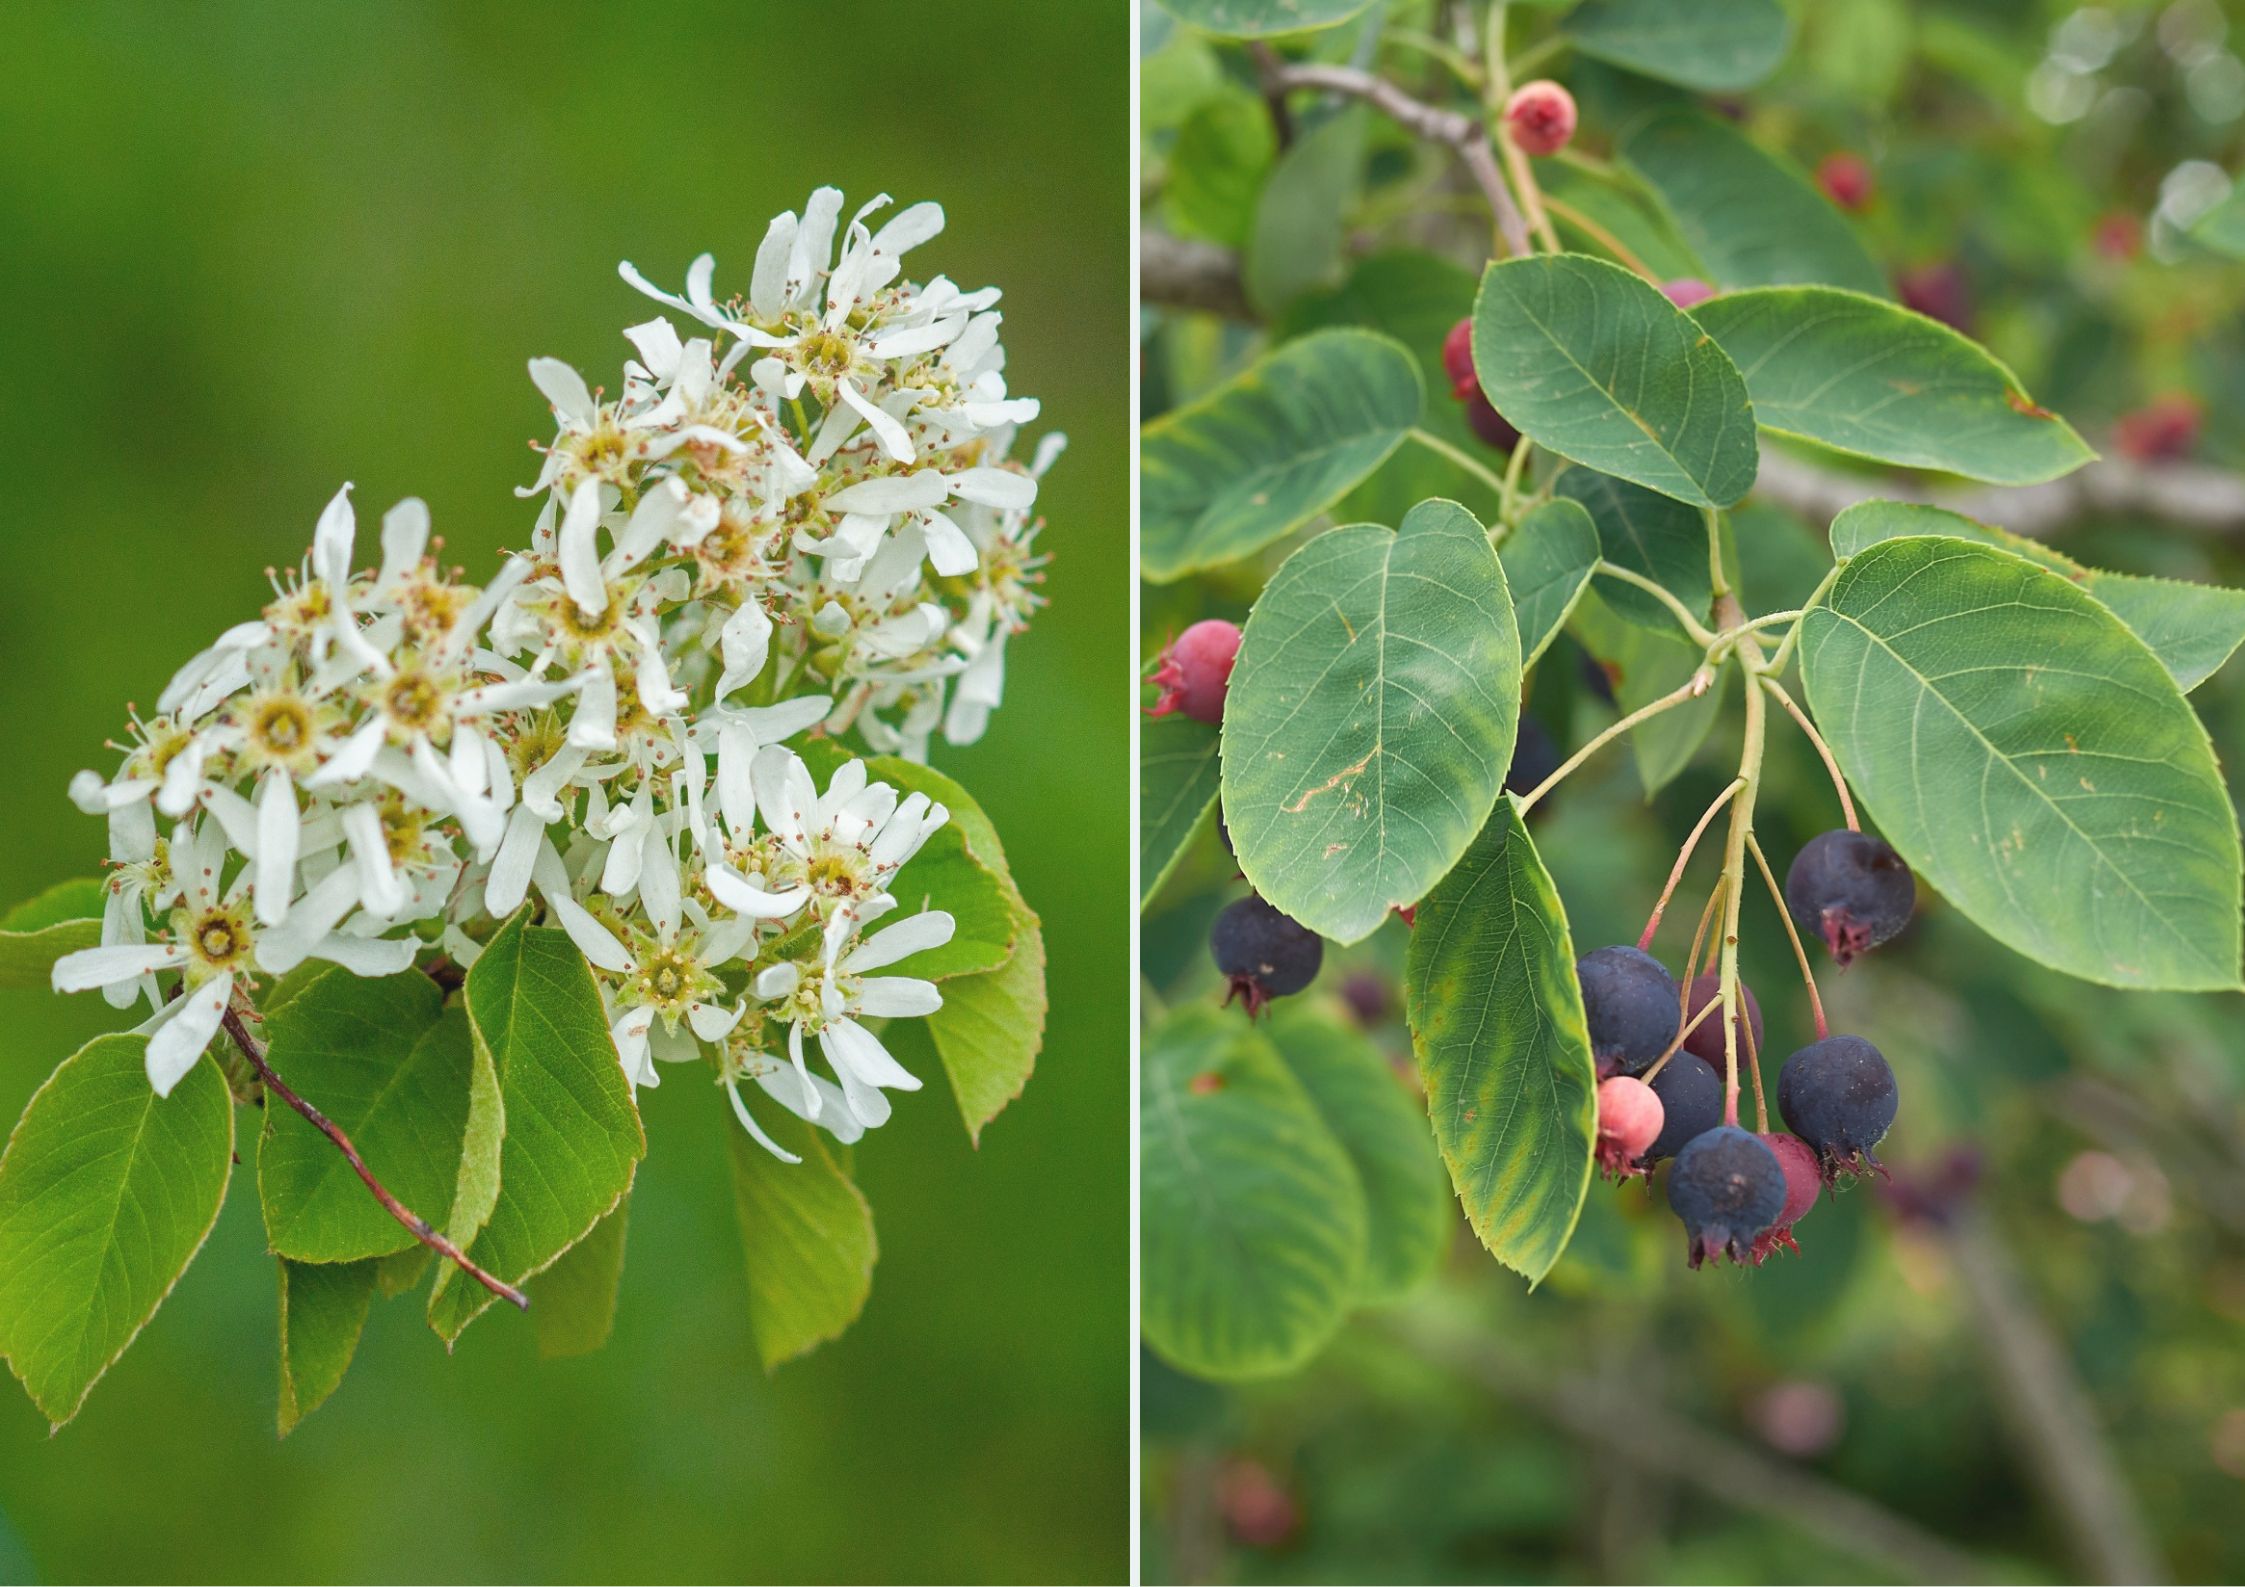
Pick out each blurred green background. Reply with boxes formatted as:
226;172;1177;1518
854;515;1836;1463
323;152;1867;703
0;3;1127;1582
1141;0;2245;1582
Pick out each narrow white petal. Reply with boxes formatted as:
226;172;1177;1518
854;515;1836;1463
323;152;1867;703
824;473;948;515
853;976;943;1018
485;804;544;917
946;465;1037;509
547;893;632;972
559;478;608;618
844;909;955;973
725;1073;801;1162
145;973;231;1097
52;942;185;992
707;865;810;920
378;498;431;585
838;380;914;463
919;509;979;576
254;776;301;926
300;933;419;976
528;357;597;428
312;483;357;591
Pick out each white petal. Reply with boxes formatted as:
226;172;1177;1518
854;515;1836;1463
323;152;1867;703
312;483;357;591
707;865;809;920
379;498;431;585
300;933;419;976
485;803;545;917
340;801;407;918
844;909;955;973
52;942;185;992
946;465;1037;509
725;1073;801;1162
919;508;978;576
254;776;301;926
821;1015;922;1092
559;478;608;618
853;976;943;1018
548;893;632;973
870;200;944;258
622;317;684;379
688;999;745;1042
529;357;597;428
639;821;681;940
568;666;619;750
145;973;231;1097
824;473;948;515
714;602;773;703
838;380;914;463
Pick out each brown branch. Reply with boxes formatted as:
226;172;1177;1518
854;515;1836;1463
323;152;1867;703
1258;60;1532;257
222;1006;528;1310
1386;1312;1996;1584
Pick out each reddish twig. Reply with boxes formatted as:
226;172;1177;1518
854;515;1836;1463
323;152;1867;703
1762;678;1858;831
1748;832;1828;1042
1639;778;1745;951
222;1007;528;1310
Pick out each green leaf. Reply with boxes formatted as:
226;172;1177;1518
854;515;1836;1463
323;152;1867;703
1163;92;1276;249
1153;0;1372;36
1829;501;2245;692
1540;165;1707;283
1140;712;1223;907
1245;107;1366;317
428;912;645;1343
1472;254;1759;509
924;906;1048;1146
1695;288;2093;486
276;1258;375;1436
1798;535;2243;991
1555;467;1712;633
258;969;477;1263
0;1036;234;1428
1621;111;1888;298
375;1243;433;1299
1141;1005;1367;1378
726;1110;875;1371
1404;800;1597;1285
1224;498;1521;944
0;878;105;990
1141;329;1424;582
2189;185;2245;261
530;1195;629;1359
1562;0;1793;91
1571;590;1727;796
1500;497;1601;666
1266;1004;1450;1303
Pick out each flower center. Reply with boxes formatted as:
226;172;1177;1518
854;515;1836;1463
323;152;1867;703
799;330;855;376
382;669;450;740
181;902;255;979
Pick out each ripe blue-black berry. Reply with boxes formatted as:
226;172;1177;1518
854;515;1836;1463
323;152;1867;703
1504;713;1562;802
1785;829;1915;967
1667;1126;1787;1268
1645;1051;1722;1163
1777;1034;1898;1183
1577;945;1679;1076
1146;619;1241;725
1682;973;1762;1069
1211;895;1322;1018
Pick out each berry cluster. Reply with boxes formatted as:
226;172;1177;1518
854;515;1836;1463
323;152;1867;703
1585;828;1915;1268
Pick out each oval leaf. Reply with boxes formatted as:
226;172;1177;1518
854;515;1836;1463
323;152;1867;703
277;1258;375;1436
1405;800;1597;1284
0;878;105;990
727;1114;874;1371
1556;467;1713;633
1571;590;1728;796
1622;111;1887;298
1696;288;2093;486
1154;0;1372;36
1223;498;1521;944
530;1195;630;1360
1267;1003;1451;1303
1830;501;2245;692
1501;497;1602;666
1142;329;1423;582
1562;0;1794;91
1141;1005;1367;1378
1245;106;1366;316
0;1036;234;1428
1798;535;2243;990
1472;254;1758;509
1141;712;1223;906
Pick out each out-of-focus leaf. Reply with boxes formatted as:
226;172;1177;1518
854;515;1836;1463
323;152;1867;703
0;878;105;990
1141;713;1222;907
1154;0;1372;37
1245;107;1366;316
1501;498;1601;666
1562;0;1794;92
727;1111;875;1371
277;1258;375;1436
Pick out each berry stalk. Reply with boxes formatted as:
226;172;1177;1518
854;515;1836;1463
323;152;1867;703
1712;599;1771;1131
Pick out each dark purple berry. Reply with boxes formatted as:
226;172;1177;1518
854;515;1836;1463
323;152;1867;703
1681;973;1762;1069
1785;829;1915;967
1503;713;1562;802
1777;1035;1897;1184
1577;945;1679;1076
1212;895;1321;1018
1644;1052;1722;1163
1462;390;1520;452
1668;1126;1787;1268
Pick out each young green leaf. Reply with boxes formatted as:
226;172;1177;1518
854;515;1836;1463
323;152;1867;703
727;1111;875;1371
530;1195;630;1360
1622;111;1888;298
1163;92;1276;250
1141;1005;1367;1378
1153;0;1371;36
1266;1003;1451;1303
1799;535;2243;991
1141;712;1222;907
1245;106;1366;316
1472;254;1759;509
923;906;1048;1146
1224;498;1521;944
1830;501;2245;692
276;1258;375;1436
1695;288;2093;485
1500;497;1601;666
1142;329;1423;582
1405;800;1597;1286
0;877;105;990
1570;590;1728;797
1562;0;1794;91
1555;468;1713;633
0;1037;234;1429
258;969;478;1263
428;912;645;1343
858;753;1021;983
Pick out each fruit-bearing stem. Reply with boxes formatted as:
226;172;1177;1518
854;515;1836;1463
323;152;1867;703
1639;776;1744;952
1714;590;1771;1132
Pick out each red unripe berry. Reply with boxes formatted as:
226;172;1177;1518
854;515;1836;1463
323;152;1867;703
1504;80;1577;158
1595;1074;1664;1179
1219;1458;1301;1550
2115;394;2201;462
1145;619;1241;725
2093;211;2142;261
1440;316;1478;401
1748;1132;1823;1263
1463;391;1521;452
1681;973;1763;1069
1662;277;1715;311
1896;262;1972;333
1816;152;1874;212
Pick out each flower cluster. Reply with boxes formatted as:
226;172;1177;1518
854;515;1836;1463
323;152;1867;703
51;186;1054;1162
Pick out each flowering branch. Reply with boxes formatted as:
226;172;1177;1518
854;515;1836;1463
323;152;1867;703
221;1006;529;1310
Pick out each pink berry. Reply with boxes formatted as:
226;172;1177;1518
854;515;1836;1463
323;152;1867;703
1747;1132;1823;1263
1661;277;1715;311
1896;262;1972;333
1816;152;1874;212
1504;80;1577;158
1595;1074;1664;1179
1681;973;1763;1070
1440;317;1478;401
1145;619;1241;725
